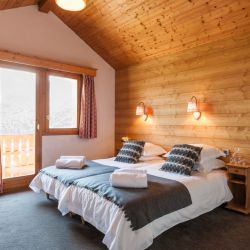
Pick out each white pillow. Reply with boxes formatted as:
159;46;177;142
191;144;226;161
196;158;225;174
139;155;163;162
142;142;167;157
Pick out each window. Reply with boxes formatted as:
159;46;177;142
45;71;81;135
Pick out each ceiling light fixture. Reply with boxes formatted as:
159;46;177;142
56;0;86;11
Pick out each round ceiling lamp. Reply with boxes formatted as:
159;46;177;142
56;0;86;11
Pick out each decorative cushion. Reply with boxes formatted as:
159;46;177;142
161;144;202;175
115;140;145;164
163;144;225;163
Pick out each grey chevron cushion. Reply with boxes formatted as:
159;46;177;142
161;144;202;175
115;140;145;164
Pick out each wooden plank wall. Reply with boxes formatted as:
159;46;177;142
115;34;250;160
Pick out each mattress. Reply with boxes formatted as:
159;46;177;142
58;164;233;250
29;157;165;200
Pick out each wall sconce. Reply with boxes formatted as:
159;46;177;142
136;102;148;121
187;96;201;120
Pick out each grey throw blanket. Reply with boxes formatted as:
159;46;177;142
40;161;117;186
73;173;192;230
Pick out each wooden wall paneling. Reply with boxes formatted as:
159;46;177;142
115;33;250;161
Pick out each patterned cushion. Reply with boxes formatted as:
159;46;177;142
161;144;202;175
115;140;145;164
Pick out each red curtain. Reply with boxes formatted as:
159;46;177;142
0;146;3;194
79;75;97;139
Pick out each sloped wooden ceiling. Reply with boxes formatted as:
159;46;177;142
50;0;250;69
0;0;38;10
1;0;250;69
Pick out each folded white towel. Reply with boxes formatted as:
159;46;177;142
115;168;147;174
60;156;85;160
56;158;85;169
110;172;148;188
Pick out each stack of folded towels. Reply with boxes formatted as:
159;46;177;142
110;168;148;188
55;156;86;169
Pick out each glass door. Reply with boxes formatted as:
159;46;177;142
0;66;37;180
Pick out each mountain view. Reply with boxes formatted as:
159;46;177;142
0;68;36;135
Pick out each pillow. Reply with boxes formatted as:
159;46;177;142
115;140;145;164
196;158;225;174
164;144;225;162
139;155;163;162
191;144;226;162
142;142;166;157
161;144;202;175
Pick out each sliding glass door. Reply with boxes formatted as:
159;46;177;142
0;65;39;182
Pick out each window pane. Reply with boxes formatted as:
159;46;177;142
0;67;36;178
0;68;36;135
49;75;78;129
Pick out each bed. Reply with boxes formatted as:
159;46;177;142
58;163;233;250
29;157;165;200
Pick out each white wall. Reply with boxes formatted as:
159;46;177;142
0;6;115;166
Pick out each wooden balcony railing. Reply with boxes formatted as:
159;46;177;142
0;134;35;179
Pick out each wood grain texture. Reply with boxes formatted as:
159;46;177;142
0;50;97;76
0;0;37;10
115;33;250;160
1;1;250;70
39;0;55;13
51;0;250;69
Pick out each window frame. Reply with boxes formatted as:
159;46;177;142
44;70;82;135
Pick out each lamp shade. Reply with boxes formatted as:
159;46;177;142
136;102;145;116
56;0;86;11
187;101;198;113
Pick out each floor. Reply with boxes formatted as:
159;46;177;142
0;191;250;250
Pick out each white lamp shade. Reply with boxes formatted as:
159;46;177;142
136;105;145;116
56;0;86;11
187;101;198;113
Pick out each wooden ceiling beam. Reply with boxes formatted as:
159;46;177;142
0;50;97;76
38;0;54;13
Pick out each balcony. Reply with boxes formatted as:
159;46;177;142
0;134;35;179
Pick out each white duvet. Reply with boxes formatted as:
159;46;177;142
30;158;233;250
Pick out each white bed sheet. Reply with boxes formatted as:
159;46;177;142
58;164;233;250
29;157;165;200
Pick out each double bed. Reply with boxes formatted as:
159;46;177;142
58;163;232;250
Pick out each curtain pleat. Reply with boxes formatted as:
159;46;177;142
79;75;97;139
